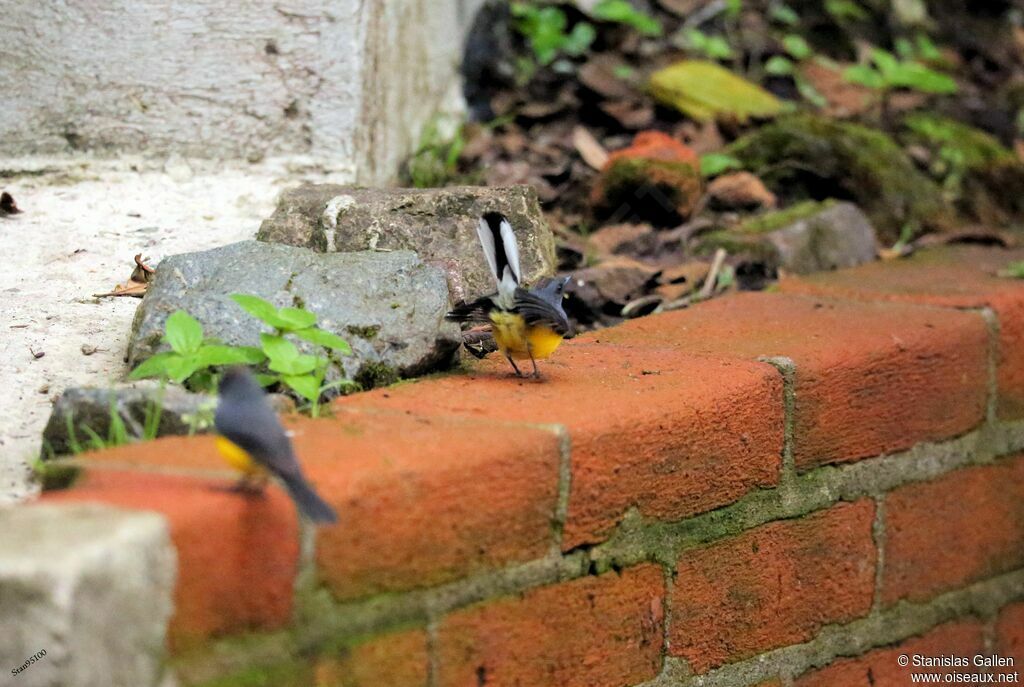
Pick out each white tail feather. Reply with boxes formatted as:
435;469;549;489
477;213;522;308
476;217;499;283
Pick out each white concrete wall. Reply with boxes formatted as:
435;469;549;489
0;0;484;183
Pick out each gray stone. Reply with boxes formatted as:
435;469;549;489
256;184;556;301
128;241;460;388
39;382;296;458
0;503;175;687
765;202;878;274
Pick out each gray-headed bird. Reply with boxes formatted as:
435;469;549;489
214;367;337;523
447;212;572;378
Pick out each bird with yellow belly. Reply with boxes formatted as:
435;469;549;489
447;212;572;378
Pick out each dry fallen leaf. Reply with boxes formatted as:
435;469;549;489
94;254;157;298
0;191;23;216
572;126;610;171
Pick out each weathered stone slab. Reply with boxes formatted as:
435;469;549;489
257;184;556;300
0;503;175;687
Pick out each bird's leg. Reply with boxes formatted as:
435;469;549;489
506;354;524;377
528;342;541;379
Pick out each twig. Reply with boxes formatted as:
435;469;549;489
698;248;727;300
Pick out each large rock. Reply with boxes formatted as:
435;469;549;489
0;504;175;687
128;241;460;388
696;200;878;276
256;184;555;301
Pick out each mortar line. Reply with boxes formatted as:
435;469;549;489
425;617;441;687
672;569;1024;687
870;494;887;614
759;356;797;490
546;423;573;555
977;307;1001;427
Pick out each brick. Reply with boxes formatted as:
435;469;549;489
313;629;429;687
996;603;1024;678
599;291;989;469
669;500;876;672
43;469;299;650
72;413;563;602
436;564;665;687
882;456;1024;605
341;343;783;549
781;245;1024;419
794;619;986;687
303;411;561;600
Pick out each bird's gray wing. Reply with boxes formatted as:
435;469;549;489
514;289;571;336
214;399;301;479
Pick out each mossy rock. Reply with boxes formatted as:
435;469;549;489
726;114;951;242
901;113;1024;225
902;113;1014;169
648;60;784;123
593;157;702;225
734;199;836;235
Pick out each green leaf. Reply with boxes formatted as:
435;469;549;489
562;22;597;57
128;352;181;380
796;77;828;108
230;294;289;329
269;353;319;376
894;37;915;60
164;355;203;384
281;374;321;402
254;373;279;388
769;3;800;25
891;61;957;94
260;334;299;363
193;345;266;368
591;0;662;37
276;307;318;331
764;55;795;76
700;153;743;178
293;327;352;354
915;34;941;62
164;310;204;355
649;60;784;122
703;35;734;60
824;0;868;20
843;64;884;90
870;48;901;82
782;34;811;60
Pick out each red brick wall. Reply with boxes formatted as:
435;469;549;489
41;246;1024;686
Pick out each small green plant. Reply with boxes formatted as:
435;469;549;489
129;310;264;391
130;297;353;416
824;0;868;21
406;119;468;188
681;28;734;61
843;46;957;123
590;0;662;37
511;2;596;67
228;295;353;416
763;34;827;108
57;388;165;455
700;152;743;178
843;47;957;95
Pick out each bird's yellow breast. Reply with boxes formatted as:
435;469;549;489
215;436;266;476
489;311;565;361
